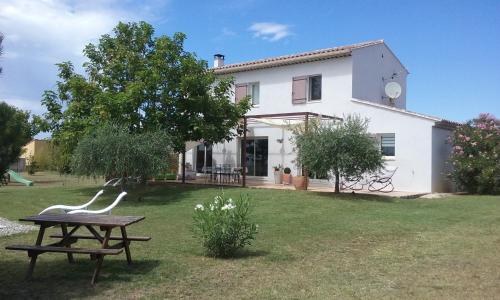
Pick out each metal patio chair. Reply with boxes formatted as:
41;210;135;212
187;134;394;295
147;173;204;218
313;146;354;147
368;166;398;193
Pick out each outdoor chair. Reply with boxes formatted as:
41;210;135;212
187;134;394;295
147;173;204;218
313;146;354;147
368;166;398;193
39;190;105;214
68;192;127;215
340;175;366;191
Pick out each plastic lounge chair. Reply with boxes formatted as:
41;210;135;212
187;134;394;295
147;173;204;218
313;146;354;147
368;167;398;193
39;190;105;214
68;192;127;215
103;178;121;187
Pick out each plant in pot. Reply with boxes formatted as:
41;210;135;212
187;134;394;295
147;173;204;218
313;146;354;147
282;167;292;185
273;164;283;184
292;173;308;190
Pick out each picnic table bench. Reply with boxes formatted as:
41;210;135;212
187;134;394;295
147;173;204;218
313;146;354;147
5;214;150;284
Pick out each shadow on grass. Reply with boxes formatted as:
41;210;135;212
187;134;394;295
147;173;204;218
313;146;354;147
307;190;396;203
69;183;397;209
0;258;161;299
223;249;270;260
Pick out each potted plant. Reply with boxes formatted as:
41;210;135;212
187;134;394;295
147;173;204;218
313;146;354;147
273;165;283;184
293;173;308;190
282;167;292;185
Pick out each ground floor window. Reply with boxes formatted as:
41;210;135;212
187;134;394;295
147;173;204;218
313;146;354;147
380;133;395;156
195;144;212;173
241;138;268;176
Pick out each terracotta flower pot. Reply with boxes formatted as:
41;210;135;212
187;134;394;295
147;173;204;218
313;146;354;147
292;176;308;190
282;173;292;185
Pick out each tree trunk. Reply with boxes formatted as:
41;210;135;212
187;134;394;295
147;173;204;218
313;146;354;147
334;170;340;194
120;174;126;192
181;148;186;184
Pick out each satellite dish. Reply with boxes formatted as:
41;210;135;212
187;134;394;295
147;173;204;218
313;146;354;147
384;81;402;99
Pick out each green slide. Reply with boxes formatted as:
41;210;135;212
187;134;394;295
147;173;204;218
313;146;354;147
7;170;34;186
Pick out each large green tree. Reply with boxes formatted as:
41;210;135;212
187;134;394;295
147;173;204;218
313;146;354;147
42;22;250;179
292;115;384;193
0;102;36;183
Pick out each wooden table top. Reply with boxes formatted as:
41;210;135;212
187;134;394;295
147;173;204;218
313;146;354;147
20;214;145;227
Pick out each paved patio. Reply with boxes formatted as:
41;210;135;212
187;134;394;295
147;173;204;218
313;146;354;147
171;176;427;199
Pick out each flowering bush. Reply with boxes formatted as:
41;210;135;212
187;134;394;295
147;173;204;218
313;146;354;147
449;113;500;194
193;193;258;257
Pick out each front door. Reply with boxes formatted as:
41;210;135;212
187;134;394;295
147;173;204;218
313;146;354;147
241;138;268;176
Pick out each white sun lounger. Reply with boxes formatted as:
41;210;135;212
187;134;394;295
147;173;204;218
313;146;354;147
68;192;127;215
39;190;105;215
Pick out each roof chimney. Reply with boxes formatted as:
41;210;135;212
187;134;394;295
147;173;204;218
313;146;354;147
213;54;225;68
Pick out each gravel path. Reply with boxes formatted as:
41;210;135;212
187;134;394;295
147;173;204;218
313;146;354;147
0;217;37;237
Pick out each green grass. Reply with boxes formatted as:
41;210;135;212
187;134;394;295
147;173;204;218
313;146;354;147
1;172;500;299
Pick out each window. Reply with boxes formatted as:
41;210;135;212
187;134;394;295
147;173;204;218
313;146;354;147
249;83;259;105
235;82;259;105
309;75;322;101
380;133;395;156
292;75;321;104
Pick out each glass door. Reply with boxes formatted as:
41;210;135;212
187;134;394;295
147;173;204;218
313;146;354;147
241;138;268;176
196;144;212;173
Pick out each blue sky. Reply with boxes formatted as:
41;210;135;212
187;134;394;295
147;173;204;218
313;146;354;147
1;0;499;132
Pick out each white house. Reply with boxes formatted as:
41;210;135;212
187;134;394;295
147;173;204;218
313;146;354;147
185;40;457;193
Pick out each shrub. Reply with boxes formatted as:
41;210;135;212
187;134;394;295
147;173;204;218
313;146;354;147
283;167;291;174
193;193;258;257
449;113;500;194
27;156;38;175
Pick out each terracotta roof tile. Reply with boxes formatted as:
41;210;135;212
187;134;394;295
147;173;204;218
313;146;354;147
213;40;384;74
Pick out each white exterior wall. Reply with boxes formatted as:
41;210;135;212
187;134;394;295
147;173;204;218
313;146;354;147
348;100;436;192
352;44;408;109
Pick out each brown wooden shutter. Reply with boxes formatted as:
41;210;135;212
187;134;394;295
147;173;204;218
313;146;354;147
292;76;307;104
235;84;248;103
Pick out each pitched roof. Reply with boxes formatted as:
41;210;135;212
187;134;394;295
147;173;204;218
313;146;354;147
351;98;461;129
213;40;384;75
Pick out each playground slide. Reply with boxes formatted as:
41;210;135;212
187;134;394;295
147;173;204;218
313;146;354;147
7;170;34;186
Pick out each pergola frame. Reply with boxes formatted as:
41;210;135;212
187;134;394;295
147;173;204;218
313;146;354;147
241;112;342;189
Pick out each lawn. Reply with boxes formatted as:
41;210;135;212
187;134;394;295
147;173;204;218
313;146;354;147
1;172;500;299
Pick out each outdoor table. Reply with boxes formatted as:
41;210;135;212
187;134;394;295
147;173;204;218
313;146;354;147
5;214;150;284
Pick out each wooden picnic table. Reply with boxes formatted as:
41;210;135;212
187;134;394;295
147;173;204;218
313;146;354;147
5;214;150;284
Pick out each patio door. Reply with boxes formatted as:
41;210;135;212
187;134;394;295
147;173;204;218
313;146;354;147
241;138;268;176
195;144;212;173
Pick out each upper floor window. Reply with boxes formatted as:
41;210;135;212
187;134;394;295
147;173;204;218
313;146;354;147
292;75;322;104
235;82;260;105
380;133;395;156
309;75;322;101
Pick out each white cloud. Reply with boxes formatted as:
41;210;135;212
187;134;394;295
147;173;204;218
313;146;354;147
3;97;44;114
248;22;291;42
0;0;137;64
0;0;167;123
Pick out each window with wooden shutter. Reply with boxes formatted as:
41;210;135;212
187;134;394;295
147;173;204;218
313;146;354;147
235;84;247;103
292;76;307;104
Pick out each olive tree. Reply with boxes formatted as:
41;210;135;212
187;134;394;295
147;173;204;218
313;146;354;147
71;123;172;190
292;115;383;193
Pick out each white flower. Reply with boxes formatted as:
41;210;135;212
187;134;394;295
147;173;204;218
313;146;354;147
228;198;233;203
221;203;236;210
210;204;215;211
195;204;204;211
